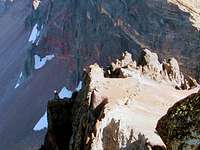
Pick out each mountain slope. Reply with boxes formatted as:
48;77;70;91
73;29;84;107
37;0;200;85
0;0;200;149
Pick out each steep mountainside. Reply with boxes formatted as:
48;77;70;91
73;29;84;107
0;0;200;149
34;0;200;86
169;0;200;29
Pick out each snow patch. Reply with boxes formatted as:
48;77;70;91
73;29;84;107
57;81;83;99
33;0;41;10
19;72;23;78
33;111;48;131
14;83;20;89
87;11;91;20
28;24;42;44
34;54;55;70
14;72;23;89
59;87;72;99
33;81;83;131
76;81;83;91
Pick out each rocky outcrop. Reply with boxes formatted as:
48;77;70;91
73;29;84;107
138;49;162;76
162;58;198;90
156;90;200;150
40;100;73;150
138;49;198;89
41;51;199;150
105;51;137;78
106;49;198;89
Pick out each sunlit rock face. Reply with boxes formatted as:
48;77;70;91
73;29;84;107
107;49;198;90
168;0;200;29
40;50;199;150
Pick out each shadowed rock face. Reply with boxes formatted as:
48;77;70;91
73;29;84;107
33;0;200;88
156;91;200;150
41;100;73;150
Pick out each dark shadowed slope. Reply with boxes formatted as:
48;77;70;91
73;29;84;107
0;0;73;149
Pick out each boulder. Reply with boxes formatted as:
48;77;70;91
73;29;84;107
162;58;198;90
106;51;137;78
138;49;162;74
163;58;184;86
156;91;200;150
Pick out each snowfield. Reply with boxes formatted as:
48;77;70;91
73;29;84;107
34;54;55;70
33;111;47;131
76;81;83;91
14;83;20;89
28;24;42;44
14;72;23;89
59;87;73;99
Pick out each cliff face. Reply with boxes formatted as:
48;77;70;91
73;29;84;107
33;0;200;88
41;49;199;150
169;0;200;29
42;101;73;150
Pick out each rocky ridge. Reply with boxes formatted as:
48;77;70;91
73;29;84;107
41;49;199;150
106;49;197;90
